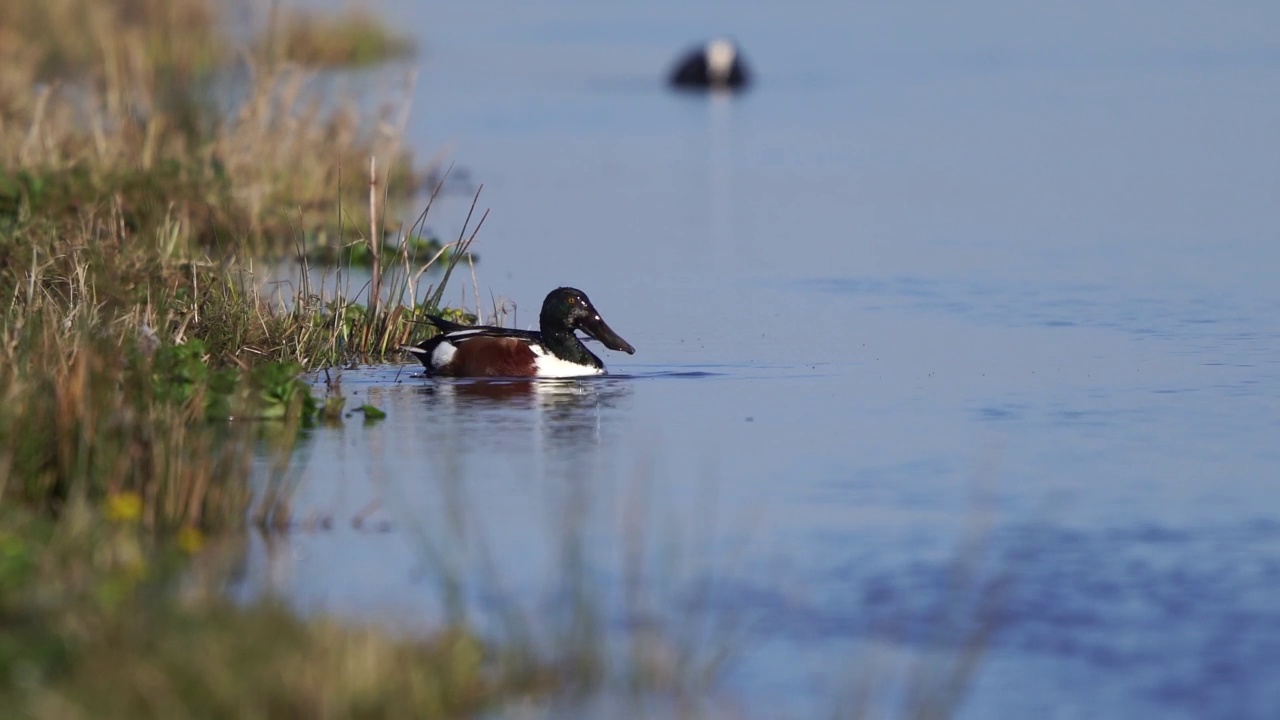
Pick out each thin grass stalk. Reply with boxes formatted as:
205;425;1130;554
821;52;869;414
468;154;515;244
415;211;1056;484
368;155;381;317
427;184;487;313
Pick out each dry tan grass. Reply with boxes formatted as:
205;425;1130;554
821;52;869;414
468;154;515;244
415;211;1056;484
262;5;416;68
0;0;421;253
0;0;221;160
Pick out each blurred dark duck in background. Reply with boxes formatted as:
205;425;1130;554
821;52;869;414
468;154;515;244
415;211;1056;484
668;37;752;91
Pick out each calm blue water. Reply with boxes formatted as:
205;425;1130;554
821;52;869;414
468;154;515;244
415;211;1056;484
242;1;1280;717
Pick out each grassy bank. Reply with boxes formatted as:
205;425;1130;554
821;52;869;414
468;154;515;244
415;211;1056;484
262;5;417;68
0;1;550;717
0;0;424;255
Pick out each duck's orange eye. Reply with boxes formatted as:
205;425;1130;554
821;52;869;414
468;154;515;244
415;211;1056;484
567;297;577;304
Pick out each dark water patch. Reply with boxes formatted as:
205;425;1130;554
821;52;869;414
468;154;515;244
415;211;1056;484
616;369;728;379
1049;408;1115;427
705;518;1280;717
977;405;1024;421
972;401;1153;428
801;276;1280;356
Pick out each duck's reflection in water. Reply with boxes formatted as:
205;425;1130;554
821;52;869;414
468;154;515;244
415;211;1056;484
413;377;634;457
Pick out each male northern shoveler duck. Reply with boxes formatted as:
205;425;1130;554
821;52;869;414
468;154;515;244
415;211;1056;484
668;38;752;91
402;287;636;378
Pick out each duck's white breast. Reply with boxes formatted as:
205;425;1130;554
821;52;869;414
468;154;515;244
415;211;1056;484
531;346;604;378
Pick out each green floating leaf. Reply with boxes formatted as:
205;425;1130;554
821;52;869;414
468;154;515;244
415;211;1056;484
357;404;386;420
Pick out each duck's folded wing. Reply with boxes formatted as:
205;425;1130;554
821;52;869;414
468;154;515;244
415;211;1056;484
440;326;543;344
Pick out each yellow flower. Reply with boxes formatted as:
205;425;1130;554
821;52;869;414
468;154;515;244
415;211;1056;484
177;526;204;554
106;492;143;523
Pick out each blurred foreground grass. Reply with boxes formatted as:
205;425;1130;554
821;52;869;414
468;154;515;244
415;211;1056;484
0;508;556;719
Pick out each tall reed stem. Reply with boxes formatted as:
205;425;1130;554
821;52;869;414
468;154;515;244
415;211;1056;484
369;155;381;315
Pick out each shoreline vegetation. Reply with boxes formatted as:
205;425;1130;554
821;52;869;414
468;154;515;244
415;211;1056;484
0;1;557;716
